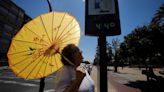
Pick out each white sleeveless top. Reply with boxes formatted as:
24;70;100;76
54;65;95;92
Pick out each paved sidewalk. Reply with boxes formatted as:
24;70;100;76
115;67;164;81
90;66;164;92
90;66;117;92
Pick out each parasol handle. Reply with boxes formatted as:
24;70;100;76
59;53;76;67
44;45;75;67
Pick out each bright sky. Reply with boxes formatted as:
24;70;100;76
12;0;164;63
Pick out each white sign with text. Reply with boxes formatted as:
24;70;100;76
88;0;115;15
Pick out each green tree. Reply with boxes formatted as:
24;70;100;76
119;4;164;69
151;4;164;27
109;38;120;72
106;44;113;66
93;46;99;65
94;41;112;66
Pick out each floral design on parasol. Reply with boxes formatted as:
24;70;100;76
7;12;80;79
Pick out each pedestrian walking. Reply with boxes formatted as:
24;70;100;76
54;44;95;92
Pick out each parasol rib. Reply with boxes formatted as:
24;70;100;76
25;26;50;45
8;50;36;55
50;56;53;73
26;56;46;79
60;36;80;46
10;55;32;67
17;54;43;78
40;16;52;44
57;18;74;40
13;39;48;46
35;57;48;78
59;25;78;39
54;54;60;69
61;30;79;41
54;13;66;40
50;55;60;72
52;12;55;42
43;56;51;77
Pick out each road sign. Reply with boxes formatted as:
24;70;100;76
85;0;121;36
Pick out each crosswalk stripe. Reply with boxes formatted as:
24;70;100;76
0;76;54;82
0;76;21;79
0;80;38;87
44;89;54;92
0;76;41;82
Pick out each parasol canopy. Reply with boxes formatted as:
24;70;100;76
7;12;80;79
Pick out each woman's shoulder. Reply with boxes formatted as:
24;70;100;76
63;65;75;70
55;65;75;80
58;65;75;74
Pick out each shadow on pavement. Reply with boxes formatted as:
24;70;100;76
124;78;164;92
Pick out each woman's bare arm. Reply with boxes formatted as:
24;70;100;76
63;67;86;92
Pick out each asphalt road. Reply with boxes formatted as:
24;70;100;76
1;66;164;92
0;67;55;92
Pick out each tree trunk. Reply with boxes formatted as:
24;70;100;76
114;65;118;72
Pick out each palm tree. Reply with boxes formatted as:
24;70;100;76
151;4;164;26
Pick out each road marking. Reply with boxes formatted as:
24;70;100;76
0;76;41;82
0;76;53;82
0;76;21;79
44;89;54;92
0;80;38;87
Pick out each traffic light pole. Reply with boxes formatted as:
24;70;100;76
98;33;108;92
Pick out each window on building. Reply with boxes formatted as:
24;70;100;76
0;6;9;18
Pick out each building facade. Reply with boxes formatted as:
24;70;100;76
0;0;31;66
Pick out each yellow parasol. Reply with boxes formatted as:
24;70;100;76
7;12;80;79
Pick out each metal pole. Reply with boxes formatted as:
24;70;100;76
39;77;45;92
98;33;108;92
47;0;52;12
